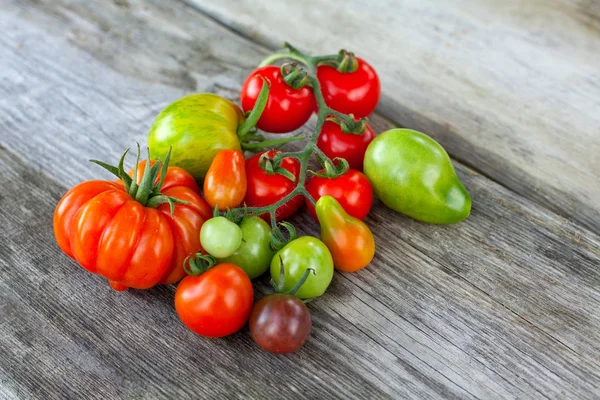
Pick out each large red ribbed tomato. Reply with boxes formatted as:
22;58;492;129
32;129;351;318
53;151;212;291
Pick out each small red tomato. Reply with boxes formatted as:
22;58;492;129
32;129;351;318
174;263;254;338
316;119;375;171
249;293;311;354
241;66;314;133
305;169;373;221
244;150;303;222
203;149;246;209
317;58;380;118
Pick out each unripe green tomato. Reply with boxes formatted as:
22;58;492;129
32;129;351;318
270;236;334;299
200;217;242;258
363;128;471;224
217;217;274;279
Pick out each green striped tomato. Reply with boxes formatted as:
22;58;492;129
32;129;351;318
148;93;244;180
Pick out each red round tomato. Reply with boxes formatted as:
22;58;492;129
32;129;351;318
317;58;380;118
241;65;314;133
316;119;375;171
175;263;254;338
305;168;373;221
244;150;303;222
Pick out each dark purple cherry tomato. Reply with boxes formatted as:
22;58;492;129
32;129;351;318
249;293;311;354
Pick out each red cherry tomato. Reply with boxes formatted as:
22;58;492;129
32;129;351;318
244;150;303;222
317;58;380;118
316;119;375;171
305;169;373;221
174;263;254;338
241;66;314;133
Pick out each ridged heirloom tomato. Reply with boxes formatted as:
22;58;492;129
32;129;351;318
53;150;212;291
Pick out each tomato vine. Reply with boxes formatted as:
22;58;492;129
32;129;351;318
228;42;369;246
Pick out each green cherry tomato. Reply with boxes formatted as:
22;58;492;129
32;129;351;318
364;128;471;224
270;236;334;299
200;217;243;258
148;93;244;180
217;217;275;279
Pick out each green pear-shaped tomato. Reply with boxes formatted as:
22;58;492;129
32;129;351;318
363;129;471;224
217;217;274;279
148;93;243;180
270;236;334;299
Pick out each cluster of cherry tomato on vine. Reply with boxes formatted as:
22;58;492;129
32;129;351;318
53;43;470;355
176;54;380;353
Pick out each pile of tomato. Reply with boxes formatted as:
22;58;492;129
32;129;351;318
53;45;471;354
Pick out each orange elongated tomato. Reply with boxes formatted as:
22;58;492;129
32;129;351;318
203;149;247;209
53;151;213;291
315;195;375;272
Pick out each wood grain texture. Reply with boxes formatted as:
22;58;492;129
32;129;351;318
183;0;600;233
1;0;600;398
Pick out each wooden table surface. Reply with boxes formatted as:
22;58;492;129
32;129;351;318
1;1;599;399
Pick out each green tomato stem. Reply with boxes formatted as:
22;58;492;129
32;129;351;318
287;268;316;296
259;51;306;67
241;134;305;151
237;78;270;138
90;143;186;216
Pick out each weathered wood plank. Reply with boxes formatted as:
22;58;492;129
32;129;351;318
183;0;600;233
1;0;600;398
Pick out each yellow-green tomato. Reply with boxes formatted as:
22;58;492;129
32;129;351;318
217;217;274;279
148;93;244;180
363;128;471;224
270;236;334;299
200;217;242;258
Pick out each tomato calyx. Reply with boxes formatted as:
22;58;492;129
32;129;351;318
326;115;368;135
271;256;315;300
259;152;297;183
90;144;188;215
280;63;310;90
184;252;217;276
213;204;247;226
310;157;349;179
269;221;297;252
318;49;359;73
